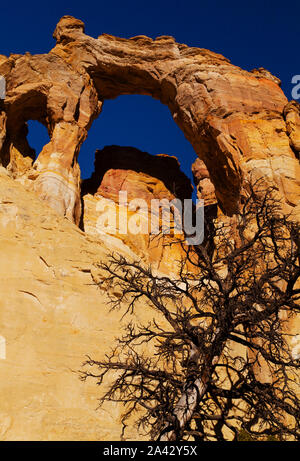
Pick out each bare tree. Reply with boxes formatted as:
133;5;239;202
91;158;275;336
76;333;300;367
80;183;300;441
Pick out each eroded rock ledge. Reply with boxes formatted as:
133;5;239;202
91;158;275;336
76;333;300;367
0;15;299;223
81;145;194;272
81;145;193;201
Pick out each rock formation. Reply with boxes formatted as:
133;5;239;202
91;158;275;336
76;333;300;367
0;16;299;440
284;100;300;155
82;145;194;273
0;167;143;440
82;145;193;201
192;157;216;206
0;15;299;223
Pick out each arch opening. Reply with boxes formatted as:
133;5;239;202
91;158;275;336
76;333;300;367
0;118;50;173
78;94;197;201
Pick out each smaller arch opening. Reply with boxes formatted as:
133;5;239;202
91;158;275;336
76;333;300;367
26;120;50;160
0;119;50;169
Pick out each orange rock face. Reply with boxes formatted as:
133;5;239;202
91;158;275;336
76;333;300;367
192;158;216;206
0;14;299;222
284;101;300;154
0;16;299;441
82;145;193;201
82;146;194;273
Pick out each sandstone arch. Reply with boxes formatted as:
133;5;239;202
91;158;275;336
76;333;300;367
0;15;299;223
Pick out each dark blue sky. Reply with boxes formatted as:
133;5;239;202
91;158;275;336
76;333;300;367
1;0;298;190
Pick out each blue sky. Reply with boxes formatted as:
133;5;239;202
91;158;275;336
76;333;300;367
1;0;299;191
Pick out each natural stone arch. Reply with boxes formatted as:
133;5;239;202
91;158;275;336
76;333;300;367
0;15;299;224
0;47;101;222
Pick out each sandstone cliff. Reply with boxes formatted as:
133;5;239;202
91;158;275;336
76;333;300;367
0;16;299;440
0;15;299;223
82;145;194;273
0;159;191;439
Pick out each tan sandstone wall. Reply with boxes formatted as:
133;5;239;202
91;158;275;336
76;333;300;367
0;16;299;440
0;168;150;440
